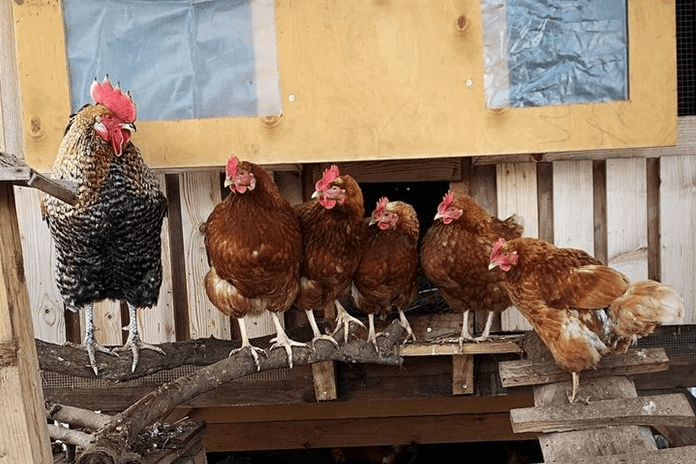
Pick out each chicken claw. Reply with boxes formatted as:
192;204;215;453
119;303;166;372
81;303;118;375
232;317;267;371
269;313;308;368
305;309;339;347
398;310;416;344
332;300;366;343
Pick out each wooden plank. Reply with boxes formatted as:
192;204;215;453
14;0;676;170
13;185;66;344
534;376;659;461
0;0;23;159
401;337;521;356
0;182;52;463
312;361;337;401
336;159;462;183
660;156;696;324
137;172;176;344
606;158;648;280
452;354;474;395
497;162;536;332
499;347;670;388
179;170;231;340
552;160;594;254
531;446;696;464
510;393;695;434
202;411;531;452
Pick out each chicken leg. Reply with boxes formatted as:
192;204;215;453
398;310;416;343
333;299;366;343
229;317;267;371
305;309;339;347
269;312;308;368
80;303;119;375
120;302;166;372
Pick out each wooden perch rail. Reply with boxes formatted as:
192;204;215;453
1;151;78;205
42;320;405;464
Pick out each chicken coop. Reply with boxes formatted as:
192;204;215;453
2;0;696;463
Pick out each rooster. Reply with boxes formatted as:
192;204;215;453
41;77;167;375
294;165;367;344
204;156;304;369
351;198;420;349
489;237;684;402
419;191;523;346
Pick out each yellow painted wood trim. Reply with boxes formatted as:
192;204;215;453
14;0;676;171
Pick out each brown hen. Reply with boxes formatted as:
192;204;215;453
204;156;304;369
352;198;420;349
490;237;684;402
294;165;367;344
419;191;523;345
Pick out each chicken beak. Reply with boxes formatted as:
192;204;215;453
224;178;233;188
434;212;444;221
488;261;499;270
311;190;320;200
122;122;136;133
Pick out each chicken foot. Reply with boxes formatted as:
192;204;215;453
458;310;495;347
118;302;166;373
79;303;119;376
333;299;366;343
229;317;267;371
269;312;308;369
398;310;416;343
305;309;339;347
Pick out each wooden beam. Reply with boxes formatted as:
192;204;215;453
452;354;474;395
531;446;696;464
510;393;695;434
0;182;52;463
499;347;670;388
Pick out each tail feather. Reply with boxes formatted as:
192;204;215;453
609;280;684;351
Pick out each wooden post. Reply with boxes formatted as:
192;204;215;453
0;181;52;463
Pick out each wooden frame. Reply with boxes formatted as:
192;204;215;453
12;0;675;171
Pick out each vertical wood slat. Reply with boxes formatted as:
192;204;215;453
0;182;52;463
606;158;648;281
660;156;696;324
13;186;66;344
179;170;231;340
137;172;176;344
552;160;594;254
497;163;537;332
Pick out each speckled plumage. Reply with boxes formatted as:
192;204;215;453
41;104;167;311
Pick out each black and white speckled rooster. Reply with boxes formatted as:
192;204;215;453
41;77;167;375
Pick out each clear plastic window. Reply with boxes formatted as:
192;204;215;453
481;0;628;108
62;0;282;121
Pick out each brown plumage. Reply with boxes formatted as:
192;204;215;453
41;77;167;375
204;156;304;369
294;165;367;344
490;237;684;402
419;190;523;345
351;198;420;349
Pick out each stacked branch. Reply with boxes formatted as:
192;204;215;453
42;321;405;464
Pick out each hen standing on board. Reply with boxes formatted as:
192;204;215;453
41;77;167;375
204;156;305;370
489;237;684;402
294;165;367;344
351;198;420;349
420;190;523;345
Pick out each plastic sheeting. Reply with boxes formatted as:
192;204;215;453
481;0;628;108
62;0;282;121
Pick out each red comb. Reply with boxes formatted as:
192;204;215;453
90;76;136;122
226;156;239;178
315;165;340;191
438;190;455;214
373;197;389;215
